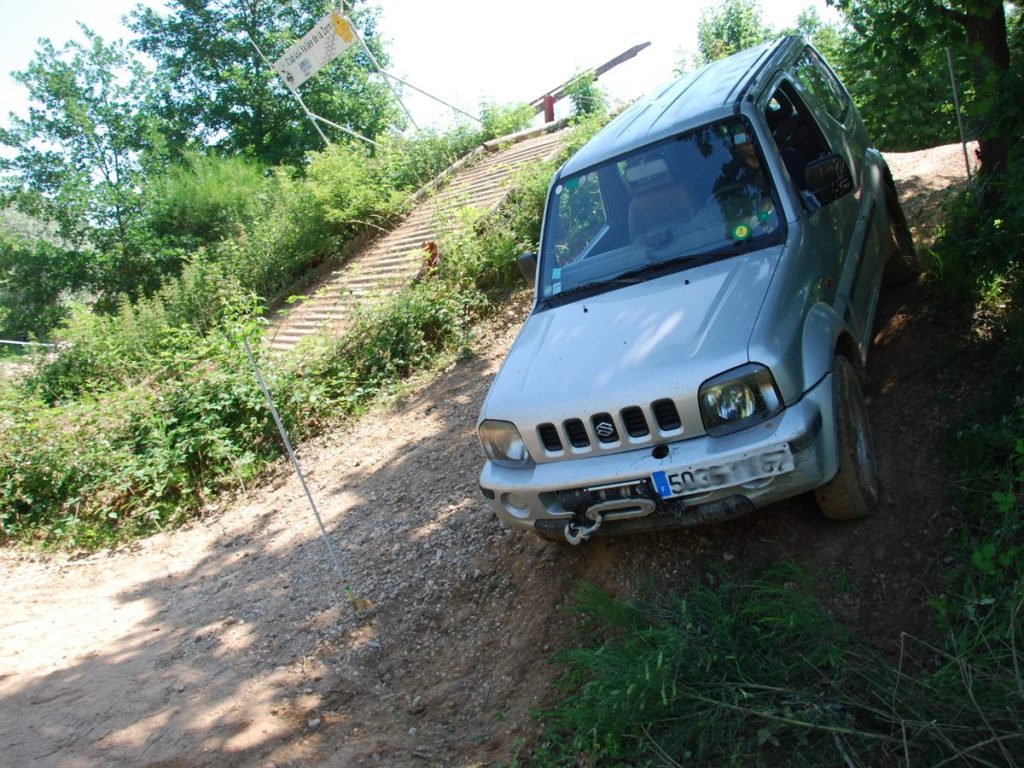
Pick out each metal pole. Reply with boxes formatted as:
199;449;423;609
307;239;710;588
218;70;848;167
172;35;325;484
946;47;973;186
242;339;367;614
0;339;57;348
308;111;381;147
380;70;482;124
350;27;419;130
246;31;332;147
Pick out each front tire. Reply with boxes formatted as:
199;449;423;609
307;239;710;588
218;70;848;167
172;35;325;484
814;356;879;520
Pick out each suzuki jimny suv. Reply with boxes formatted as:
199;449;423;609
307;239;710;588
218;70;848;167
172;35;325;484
476;37;917;544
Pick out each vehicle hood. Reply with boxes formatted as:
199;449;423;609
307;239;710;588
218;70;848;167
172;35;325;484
481;247;783;451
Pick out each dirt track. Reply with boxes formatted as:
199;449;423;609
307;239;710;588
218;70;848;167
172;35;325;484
0;145;974;767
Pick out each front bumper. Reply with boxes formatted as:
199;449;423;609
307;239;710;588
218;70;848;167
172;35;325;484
478;373;838;535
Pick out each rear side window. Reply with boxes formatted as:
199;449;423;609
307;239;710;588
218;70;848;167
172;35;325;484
792;47;849;123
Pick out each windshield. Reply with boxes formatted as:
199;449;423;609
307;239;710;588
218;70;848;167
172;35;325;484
539;118;782;301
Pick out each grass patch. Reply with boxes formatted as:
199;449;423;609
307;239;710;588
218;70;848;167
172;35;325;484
530;564;1023;767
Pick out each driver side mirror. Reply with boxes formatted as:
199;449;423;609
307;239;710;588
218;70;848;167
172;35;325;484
517;251;537;286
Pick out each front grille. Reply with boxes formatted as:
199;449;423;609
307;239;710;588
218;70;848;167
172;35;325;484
652;399;682;430
538;423;562;452
621;406;650;437
564;418;590;448
535;396;683;458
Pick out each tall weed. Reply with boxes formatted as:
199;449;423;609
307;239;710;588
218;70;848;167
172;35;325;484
532;565;1024;767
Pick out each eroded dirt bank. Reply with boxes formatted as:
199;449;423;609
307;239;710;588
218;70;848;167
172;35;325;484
0;146;972;767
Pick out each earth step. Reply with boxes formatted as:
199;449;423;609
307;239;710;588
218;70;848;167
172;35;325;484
344;275;408;290
351;259;420;276
361;240;432;257
269;126;568;353
302;308;353;321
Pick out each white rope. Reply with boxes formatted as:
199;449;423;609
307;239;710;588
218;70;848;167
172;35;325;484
0;339;57;348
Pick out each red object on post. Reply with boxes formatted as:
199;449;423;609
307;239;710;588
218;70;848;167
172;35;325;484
543;94;555;123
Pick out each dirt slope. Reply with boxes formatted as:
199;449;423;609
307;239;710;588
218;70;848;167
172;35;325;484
0;146;973;767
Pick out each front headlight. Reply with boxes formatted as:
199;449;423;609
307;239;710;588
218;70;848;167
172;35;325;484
478;420;534;468
699;363;783;436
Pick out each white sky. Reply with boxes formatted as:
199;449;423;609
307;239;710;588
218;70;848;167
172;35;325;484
0;0;841;132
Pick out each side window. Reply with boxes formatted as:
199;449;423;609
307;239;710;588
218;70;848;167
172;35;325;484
764;82;851;206
791;47;849;123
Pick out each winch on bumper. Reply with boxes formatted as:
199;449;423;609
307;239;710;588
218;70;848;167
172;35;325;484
478;373;837;541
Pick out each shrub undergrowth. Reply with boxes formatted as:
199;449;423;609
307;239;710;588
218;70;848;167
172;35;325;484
0;114;604;546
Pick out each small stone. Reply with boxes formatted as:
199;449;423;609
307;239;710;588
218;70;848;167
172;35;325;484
408;726;418;736
307;717;322;730
174;683;186;693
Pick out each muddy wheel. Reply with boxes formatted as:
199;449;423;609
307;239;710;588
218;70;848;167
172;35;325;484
883;174;919;286
814;356;879;520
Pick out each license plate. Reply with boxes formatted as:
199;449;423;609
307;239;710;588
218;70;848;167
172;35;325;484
651;444;794;499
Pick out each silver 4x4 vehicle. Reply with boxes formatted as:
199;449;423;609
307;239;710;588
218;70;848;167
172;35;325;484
476;37;917;544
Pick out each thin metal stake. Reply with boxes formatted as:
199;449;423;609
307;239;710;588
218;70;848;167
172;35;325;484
946;46;973;187
350;26;419;130
246;31;332;148
380;70;481;124
242;339;360;611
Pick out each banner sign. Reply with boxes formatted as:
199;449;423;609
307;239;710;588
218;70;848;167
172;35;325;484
273;11;356;89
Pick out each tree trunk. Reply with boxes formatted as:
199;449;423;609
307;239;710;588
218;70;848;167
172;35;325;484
957;1;1012;174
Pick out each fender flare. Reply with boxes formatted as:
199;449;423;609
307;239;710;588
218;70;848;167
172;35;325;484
801;302;862;392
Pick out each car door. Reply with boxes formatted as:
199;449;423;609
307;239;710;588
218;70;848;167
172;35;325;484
761;53;880;358
787;47;888;354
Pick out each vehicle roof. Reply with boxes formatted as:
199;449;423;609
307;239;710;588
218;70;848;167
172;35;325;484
560;37;796;177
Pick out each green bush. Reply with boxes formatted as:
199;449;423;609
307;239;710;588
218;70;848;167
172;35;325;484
0;232;89;340
143;152;266;250
532;568;855;767
479;102;535;139
0;322;280;545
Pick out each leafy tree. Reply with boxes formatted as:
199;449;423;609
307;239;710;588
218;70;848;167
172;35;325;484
787;7;845;61
0;27;168;306
0;232;89;340
834;0;1017;174
829;23;969;152
127;0;404;165
0;27;162;256
696;0;772;65
565;71;608;117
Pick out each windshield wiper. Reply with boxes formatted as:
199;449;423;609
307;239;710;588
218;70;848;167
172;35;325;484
542;239;767;309
613;241;748;283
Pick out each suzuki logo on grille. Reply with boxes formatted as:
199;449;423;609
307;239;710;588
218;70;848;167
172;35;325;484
595;421;616;439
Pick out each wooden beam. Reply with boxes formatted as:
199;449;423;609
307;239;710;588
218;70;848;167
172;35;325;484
529;42;652;110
